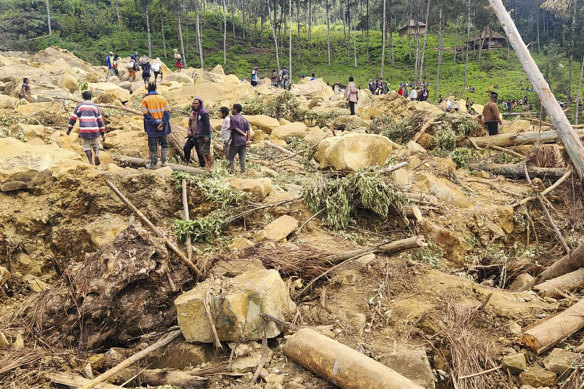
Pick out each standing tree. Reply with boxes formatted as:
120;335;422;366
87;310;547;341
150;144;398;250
435;0;443;94
462;0;471;98
418;0;431;82
142;0;153;58
45;0;52;35
195;0;204;67
267;0;280;68
380;0;387;78
289;0;292;79
222;0;227;64
160;1;167;58
326;0;332;66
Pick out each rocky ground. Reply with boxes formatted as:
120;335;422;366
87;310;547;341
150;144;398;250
0;47;583;389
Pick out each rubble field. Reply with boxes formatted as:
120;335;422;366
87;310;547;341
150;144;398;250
1;47;584;389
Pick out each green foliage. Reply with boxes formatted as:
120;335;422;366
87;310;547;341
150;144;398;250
172;171;243;209
493;152;522;164
435;128;457;151
448;148;476;169
413;242;443;268
172;212;224;243
302;170;406;230
367;115;421;145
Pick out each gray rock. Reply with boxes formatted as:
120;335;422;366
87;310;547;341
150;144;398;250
380;347;435;389
501;352;527;375
519;367;556;387
509;273;535;291
543;348;578;375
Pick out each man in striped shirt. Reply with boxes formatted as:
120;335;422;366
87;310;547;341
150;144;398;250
141;82;172;169
67;91;106;165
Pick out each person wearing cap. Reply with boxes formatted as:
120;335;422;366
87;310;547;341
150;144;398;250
106;51;115;79
483;92;503;136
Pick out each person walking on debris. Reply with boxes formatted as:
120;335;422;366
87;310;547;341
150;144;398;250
127;54;138;82
66;91;105;166
227;103;251;174
173;49;183;72
140;57;152;87
409;87;418;101
185;97;214;171
310;73;316;81
251;66;259;87
270;69;279;87
483;91;503;136
152;58;163;82
344;76;358;116
141;82;171;169
19;78;32;102
219;106;231;158
113;54;119;77
106;51;115;79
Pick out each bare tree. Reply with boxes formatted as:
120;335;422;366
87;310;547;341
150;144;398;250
115;0;121;25
195;0;204;67
160;1;167;58
462;0;471;98
353;6;357;68
418;0;431;82
176;5;187;68
289;0;292;79
267;0;280;68
145;1;152;58
366;0;369;61
308;0;312;42
577;55;584;125
222;0;227;64
45;0;52;35
326;0;331;66
435;1;443;94
380;0;387;78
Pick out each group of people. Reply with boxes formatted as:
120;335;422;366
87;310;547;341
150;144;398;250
269;66;291;89
368;79;390;95
65;82;251;173
397;81;431;102
106;51;163;86
502;96;532;112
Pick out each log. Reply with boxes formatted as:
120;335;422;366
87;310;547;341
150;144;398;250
54;96;142;116
488;0;584;180
282;328;422;389
468;129;584;148
106;180;203;277
513;168;572;207
468;162;566;180
115;155;205;175
519;298;584;354
46;372;123;389
80;329;182;389
379;161;408;174
536;243;584;285
111;368;208;387
411;118;436;143
534;268;584;298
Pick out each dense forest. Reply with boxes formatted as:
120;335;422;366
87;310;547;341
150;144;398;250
1;0;584;105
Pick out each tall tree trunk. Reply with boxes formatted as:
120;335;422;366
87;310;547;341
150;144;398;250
413;4;421;80
45;0;52;35
195;0;204;68
346;0;351;62
260;6;265;47
419;0;430;82
576;56;584;125
568;0;577;107
388;4;394;64
241;0;246;41
160;1;167;58
462;0;471;98
146;5;152;59
223;0;227;64
296;0;300;44
453;15;459;64
380;0;387;79
289;0;292;80
366;0;369;61
308;0;312;42
267;0;280;68
231;0;236;39
115;0;121;25
435;2;443;95
326;0;331;67
536;5;541;55
177;11;187;68
353;11;357;68
185;12;189;61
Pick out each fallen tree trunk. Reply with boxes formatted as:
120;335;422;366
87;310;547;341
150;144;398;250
534;268;584;298
47;372;123;389
468;129;584;148
115;155;206;175
487;0;584;180
519;298;584;354
110;368;208;387
54;96;142;116
283;328;422;389
536;243;584;285
468;162;566;180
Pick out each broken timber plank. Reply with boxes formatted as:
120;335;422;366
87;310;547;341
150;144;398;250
536;243;584;285
487;0;584;180
46;372;123;389
519;298;584;354
283;328;422;389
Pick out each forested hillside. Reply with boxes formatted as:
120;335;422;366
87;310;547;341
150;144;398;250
1;0;584;106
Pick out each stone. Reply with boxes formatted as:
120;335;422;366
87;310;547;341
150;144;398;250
380;347;435;389
232;348;273;373
333;115;367;132
413;173;473;208
271;122;308;141
355;253;376;271
88;354;106;371
18;124;49;140
226;177;273;199
12;333;24;350
0;266;10;286
259;215;299;241
543;348;578;375
509;273;535;292
210;64;225;75
228;237;255;251
260;166;278;178
0;331;10;349
0;95;18;109
508;321;523;335
417;133;436;149
24;274;48;292
149;341;213;369
290;78;334;101
88;82;131;104
303;127;328;145
83;215;131;247
501;353;527;375
501;119;531;134
314;134;399;171
391;169;410;186
175;269;297;342
406;141;427;154
348;313;367;336
245;115;281;135
211;258;265;278
0;138;85;191
58;72;78;92
519;367;556;387
164;72;193;84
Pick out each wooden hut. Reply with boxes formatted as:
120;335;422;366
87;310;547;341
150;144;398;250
466;27;506;50
397;20;427;36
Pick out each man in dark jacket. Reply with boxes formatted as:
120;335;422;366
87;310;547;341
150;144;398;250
185;97;213;170
141;82;171;169
227;103;251;174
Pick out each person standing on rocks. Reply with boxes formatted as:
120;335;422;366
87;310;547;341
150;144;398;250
219;106;231;158
141;82;171;169
140;57;152;87
270;69;279;87
66;91;105;166
344;76;358;115
227;103;251;174
173;49;183;72
19;78;32;102
152;58;163;82
185;97;213;171
127;54;138;82
106;51;115;80
483;92;503;136
251;66;259;87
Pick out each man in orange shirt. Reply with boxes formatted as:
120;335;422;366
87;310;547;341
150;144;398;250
483;92;503;136
141;82;171;169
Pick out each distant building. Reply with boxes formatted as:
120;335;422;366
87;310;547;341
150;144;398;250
397;20;427;36
466;27;506;50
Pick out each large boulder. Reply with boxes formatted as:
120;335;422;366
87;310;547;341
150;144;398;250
291;78;334;101
88;82;130;104
314;134;399;171
413;173;473;208
0;95;18;109
271;122;308;140
164;72;193;84
225;177;273;199
245;115;281;135
501;119;531;134
175;269;297;342
0;138;85;191
58;72;79;92
165;81;254;108
255;215;299;242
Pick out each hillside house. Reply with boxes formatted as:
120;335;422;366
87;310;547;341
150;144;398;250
397;20;427;36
